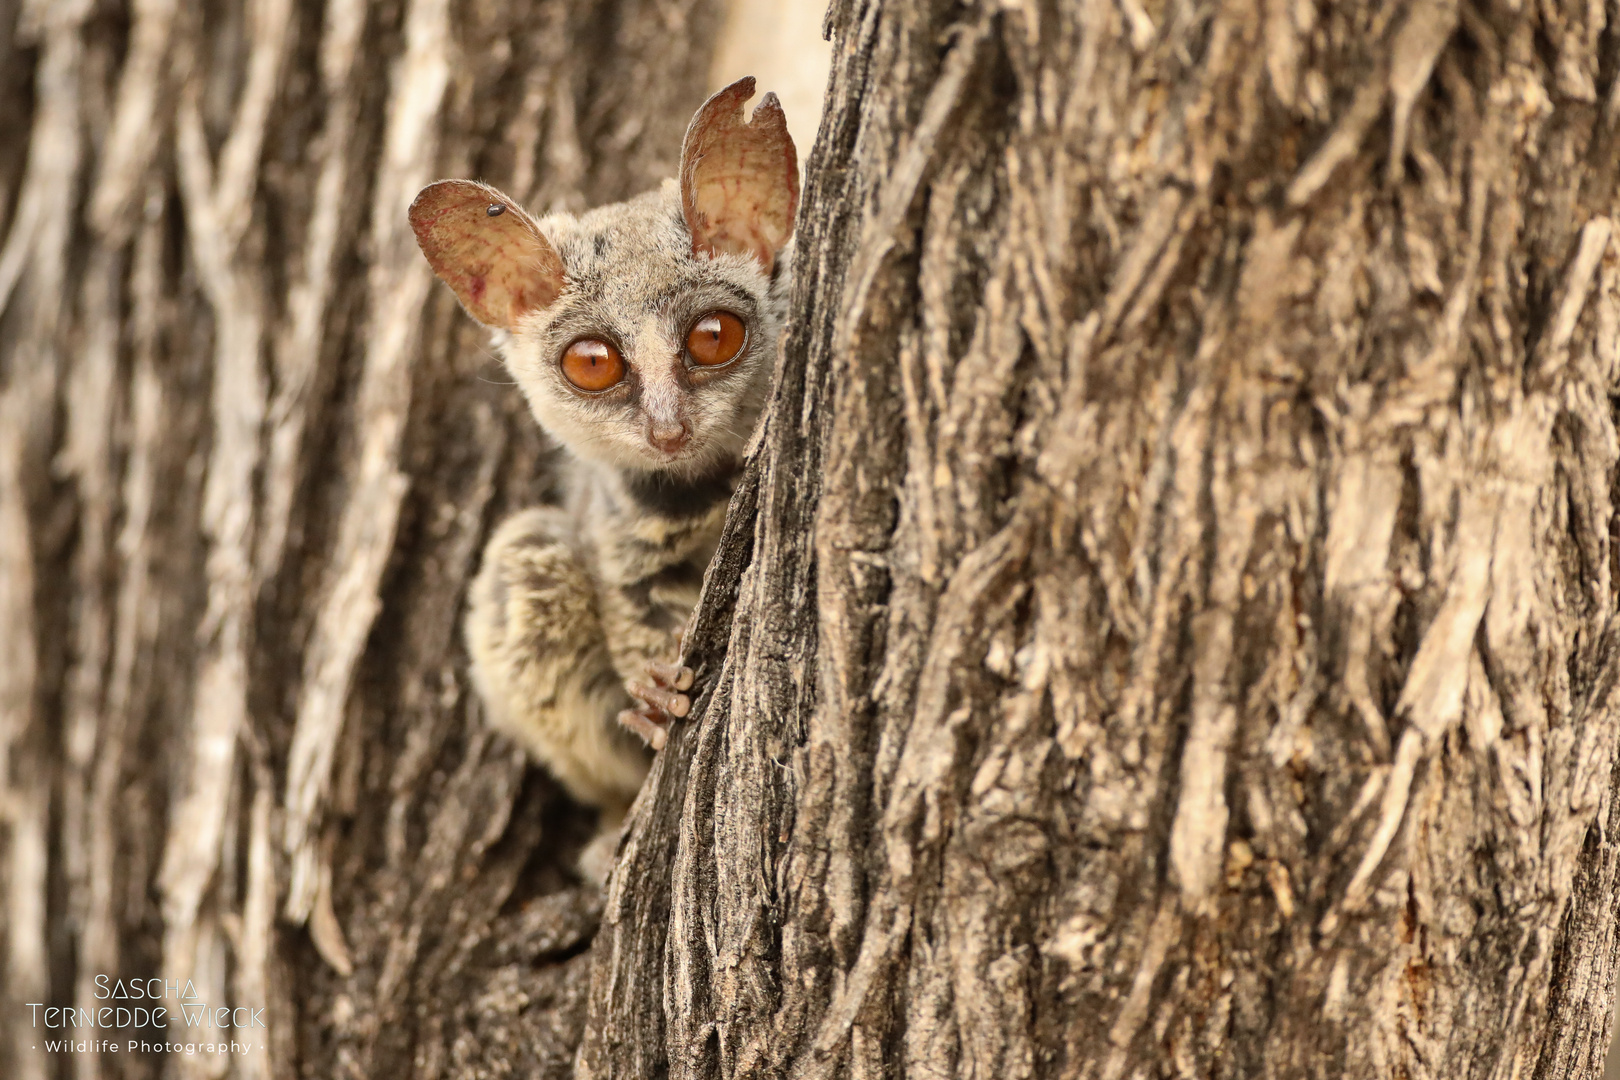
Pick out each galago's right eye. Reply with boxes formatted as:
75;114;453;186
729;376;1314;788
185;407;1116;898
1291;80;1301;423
561;339;626;392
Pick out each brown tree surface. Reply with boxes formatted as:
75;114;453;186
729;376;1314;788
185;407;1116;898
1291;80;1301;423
6;1;1620;1080
592;0;1620;1078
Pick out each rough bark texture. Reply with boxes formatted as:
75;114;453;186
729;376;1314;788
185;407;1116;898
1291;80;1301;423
9;0;1620;1078
587;1;1620;1079
0;0;720;1077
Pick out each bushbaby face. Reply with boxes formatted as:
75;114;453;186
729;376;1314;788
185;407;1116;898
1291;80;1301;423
500;185;786;479
409;78;798;481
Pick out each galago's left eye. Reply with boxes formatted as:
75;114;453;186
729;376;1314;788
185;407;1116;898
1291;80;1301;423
686;311;746;367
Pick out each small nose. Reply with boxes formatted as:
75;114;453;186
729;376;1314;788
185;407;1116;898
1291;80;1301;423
648;420;690;455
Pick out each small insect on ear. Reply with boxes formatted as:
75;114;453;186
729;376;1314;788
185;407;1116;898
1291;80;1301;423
680;76;799;274
409;180;565;331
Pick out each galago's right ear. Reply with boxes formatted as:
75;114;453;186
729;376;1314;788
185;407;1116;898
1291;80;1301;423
680;77;799;275
409;180;565;331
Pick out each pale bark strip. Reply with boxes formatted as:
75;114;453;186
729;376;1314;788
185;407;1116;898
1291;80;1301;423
1535;218;1614;382
61;195;171;1080
80;337;163;1075
85;0;177;241
0;0;89;316
1322;443;1403;759
281;0;448;933
156;0;293;1070
158;110;264;1059
3;803;48;1080
0;391;46;1080
212;0;295;247
61;249;120;1080
234;748;276;1080
257;0;368;582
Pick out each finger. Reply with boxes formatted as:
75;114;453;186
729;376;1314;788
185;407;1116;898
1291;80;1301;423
627;679;690;718
617;706;668;750
646;660;695;692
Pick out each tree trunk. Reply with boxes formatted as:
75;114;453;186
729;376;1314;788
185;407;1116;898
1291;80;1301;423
587;1;1620;1079
7;0;1620;1079
0;1;721;1077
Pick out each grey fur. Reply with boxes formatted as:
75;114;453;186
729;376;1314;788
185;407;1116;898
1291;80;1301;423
463;183;788;820
501;181;788;482
415;81;797;864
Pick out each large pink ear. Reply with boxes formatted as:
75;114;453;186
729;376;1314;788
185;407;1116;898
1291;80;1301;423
680;77;799;273
409;180;565;330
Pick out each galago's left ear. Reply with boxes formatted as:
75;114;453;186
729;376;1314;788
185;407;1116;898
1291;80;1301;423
679;77;799;274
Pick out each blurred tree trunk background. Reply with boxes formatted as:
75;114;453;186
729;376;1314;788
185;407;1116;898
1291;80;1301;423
0;0;744;1076
7;0;1620;1079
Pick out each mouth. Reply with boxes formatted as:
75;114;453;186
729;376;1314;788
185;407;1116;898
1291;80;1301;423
641;440;724;479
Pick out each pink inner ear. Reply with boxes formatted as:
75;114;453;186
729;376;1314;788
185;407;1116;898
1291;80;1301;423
409;180;564;330
680;78;799;272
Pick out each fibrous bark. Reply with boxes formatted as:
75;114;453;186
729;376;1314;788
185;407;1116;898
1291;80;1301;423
0;1;720;1078
9;0;1620;1078
587;1;1620;1078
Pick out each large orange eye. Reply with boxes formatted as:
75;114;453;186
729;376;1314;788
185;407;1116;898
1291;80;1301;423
561;339;625;392
686;311;746;367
